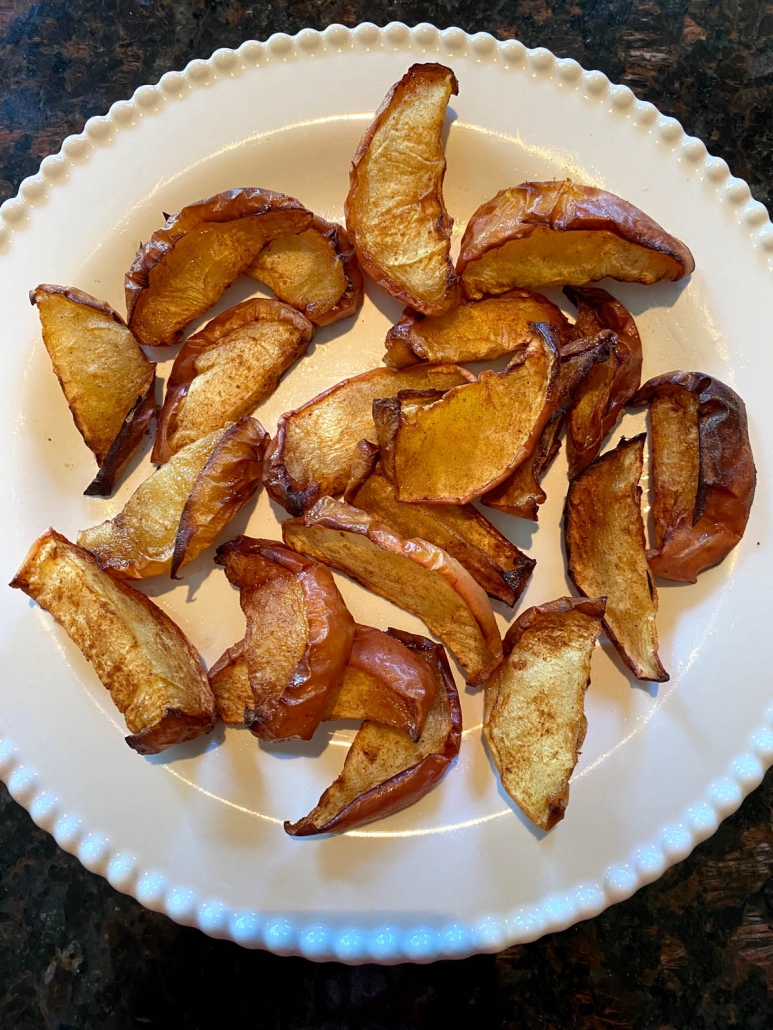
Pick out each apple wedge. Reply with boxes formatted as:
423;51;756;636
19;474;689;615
383;289;569;368
372;326;560;504
282;497;502;685
345;441;534;606
78;417;268;579
457;180;695;298
345;63;461;316
633;372;756;582
214;538;355;741
125;188;313;346
10;530;214;754
285;630;462;836
245;215;363;326
31;285;156;497
563;286;644;477
484;596;606;830
564;435;669;682
153;298;312;462
263;364;473;515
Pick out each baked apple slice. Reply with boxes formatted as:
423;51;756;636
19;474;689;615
633;372;756;582
483;328;612;518
152;298;312;462
31;285;156;497
373;327;560;504
263;364;473;515
484;596;605;830
383;289;568;368
214;538;355;741
564;435;669;682
10;530;214;754
285;630;462;836
245;215;363;326
125;188;313;345
457;180;695;297
78;417;268;579
283;497;502;685
563;286;643;477
345;63;461;316
345;441;534;606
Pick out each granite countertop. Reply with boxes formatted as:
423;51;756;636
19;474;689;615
2;3;772;1027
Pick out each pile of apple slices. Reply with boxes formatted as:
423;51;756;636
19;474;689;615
12;62;755;836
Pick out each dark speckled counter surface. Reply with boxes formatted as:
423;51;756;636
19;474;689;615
2;3;773;1027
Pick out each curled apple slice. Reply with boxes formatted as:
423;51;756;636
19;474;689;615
633;371;756;582
153;298;312;462
214;538;355;741
564;435;669;682
31;285;156;497
125;188;313;346
10;530;214;754
78;418;268;580
285;630;462;836
457;180;695;298
283;497;502;685
383;290;568;368
245;215;363;326
484;596;605;830
263;364;473;515
345;63;460;316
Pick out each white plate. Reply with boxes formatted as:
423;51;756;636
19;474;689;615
1;23;772;965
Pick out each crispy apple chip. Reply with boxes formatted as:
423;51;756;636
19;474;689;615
264;364;473;515
383;290;569;368
374;327;560;504
634;372;756;582
215;538;355;741
125;188;313;345
285;630;462;835
78;418;268;579
283;497;502;685
563;286;643;477
484;596;605;830
153;298;312;462
245;215;363;326
564;435;669;682
483;328;612;518
345;63;460;316
31;285;156;497
457;180;695;298
10;530;213;754
345;441;534;605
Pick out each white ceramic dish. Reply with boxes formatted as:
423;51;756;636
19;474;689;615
1;23;771;965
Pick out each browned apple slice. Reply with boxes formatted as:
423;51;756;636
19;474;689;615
153;298;312;462
345;442;534;606
214;538;355;741
31;285;156;497
457;181;695;298
285;630;462;835
263;364;474;515
484;596;606;830
633;372;756;582
283;497;502;685
562;286;644;477
345;63;461;316
564;435;669;682
483;328;612;518
373;327;560;504
383;289;569;368
10;530;214;754
245;215;364;326
125;188;313;346
78;418;268;579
